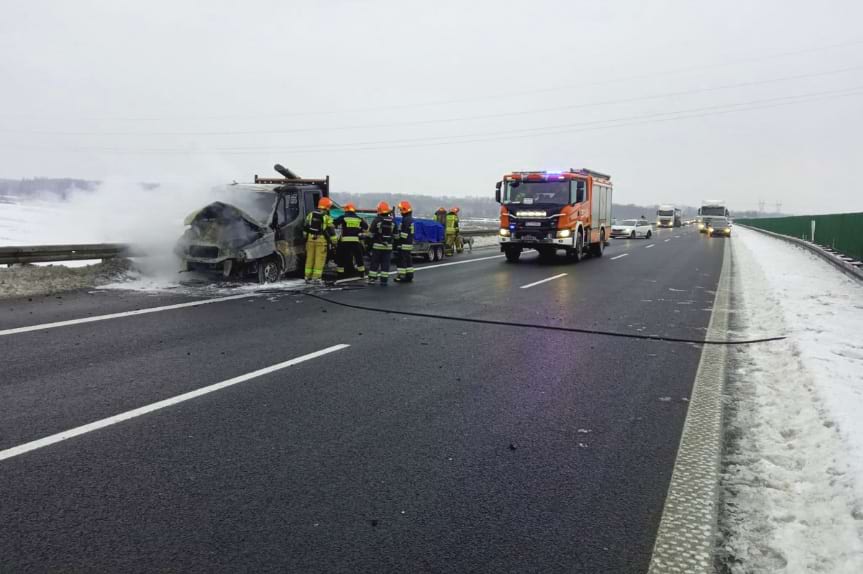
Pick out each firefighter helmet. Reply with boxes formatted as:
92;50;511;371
344;202;356;212
450;206;460;213
317;197;334;210
376;201;391;215
398;200;412;214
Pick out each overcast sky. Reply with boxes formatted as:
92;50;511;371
1;0;862;213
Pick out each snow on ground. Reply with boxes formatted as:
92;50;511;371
0;259;133;299
718;226;863;573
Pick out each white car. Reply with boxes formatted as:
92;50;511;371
611;218;653;239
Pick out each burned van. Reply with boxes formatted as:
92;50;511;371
175;165;329;283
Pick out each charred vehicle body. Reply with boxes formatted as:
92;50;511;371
175;165;330;283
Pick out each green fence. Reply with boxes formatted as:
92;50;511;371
736;212;863;261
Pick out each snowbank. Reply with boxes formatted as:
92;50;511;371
0;259;133;299
718;227;863;572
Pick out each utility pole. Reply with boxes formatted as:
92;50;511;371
775;202;782;214
758;200;765;214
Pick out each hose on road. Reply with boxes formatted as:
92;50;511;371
301;292;785;346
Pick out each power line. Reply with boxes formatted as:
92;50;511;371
4;86;860;156
6;64;863;137
5;37;863;123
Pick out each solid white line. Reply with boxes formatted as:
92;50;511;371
519;273;568;289
645;244;656;249
0;293;261;337
610;253;629;260
416;253;505;271
0;344;350;462
5;251;521;337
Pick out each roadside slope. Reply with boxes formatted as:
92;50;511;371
718;226;863;573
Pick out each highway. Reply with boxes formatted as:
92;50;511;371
0;225;725;573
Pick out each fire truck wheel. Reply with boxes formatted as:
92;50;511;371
504;247;521;263
570;233;583;263
591;231;605;257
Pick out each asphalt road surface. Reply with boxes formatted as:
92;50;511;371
0;225;726;573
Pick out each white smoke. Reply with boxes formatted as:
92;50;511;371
4;177;225;282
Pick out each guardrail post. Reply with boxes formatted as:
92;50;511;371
811;219;816;244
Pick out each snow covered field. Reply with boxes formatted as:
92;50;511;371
719;226;863;573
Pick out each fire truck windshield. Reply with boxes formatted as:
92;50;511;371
504;181;571;205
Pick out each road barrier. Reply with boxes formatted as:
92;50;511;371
735;212;863;261
1;230;499;266
0;243;131;265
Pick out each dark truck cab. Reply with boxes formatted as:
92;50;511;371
175;165;329;283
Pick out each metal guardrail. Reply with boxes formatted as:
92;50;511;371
0;243;131;265
0;230;499;266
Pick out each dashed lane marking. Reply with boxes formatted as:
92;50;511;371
646;244;655;249
0;344;350;462
664;239;671;242
519;273;568;289
610;253;629;260
0;293;260;337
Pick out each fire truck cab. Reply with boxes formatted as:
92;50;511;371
495;169;613;262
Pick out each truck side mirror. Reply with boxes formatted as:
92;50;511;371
495;181;502;204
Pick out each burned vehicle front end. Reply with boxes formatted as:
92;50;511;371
175;168;329;283
175;198;279;281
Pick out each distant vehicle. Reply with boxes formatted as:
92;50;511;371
494;168;613;262
656;205;682;228
697;199;732;236
175;165;330;283
611;218;653;239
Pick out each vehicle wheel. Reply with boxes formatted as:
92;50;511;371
571;232;583;263
630;231;636;239
425;246;435;262
592;230;605;257
646;230;652;239
257;257;282;284
504;247;521;263
435;245;444;261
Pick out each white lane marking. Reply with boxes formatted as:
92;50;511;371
610;253;629;260
645;244;655;249
520;273;568;289
416;253;505;271
664;239;671;242
334;253;509;284
0;344;350;462
5;251;525;336
0;293;261;338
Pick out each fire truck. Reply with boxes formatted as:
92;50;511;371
494;169;613;262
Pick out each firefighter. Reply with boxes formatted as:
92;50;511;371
394;200;415;283
303;197;335;283
434;207;447;227
368;201;395;285
333;202;368;280
445;207;462;255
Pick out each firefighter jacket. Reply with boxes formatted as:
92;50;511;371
334;212;368;243
397;214;415;251
445;212;459;232
304;210;335;243
370;214;396;250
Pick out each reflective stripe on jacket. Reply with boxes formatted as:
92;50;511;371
335;212;368;243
